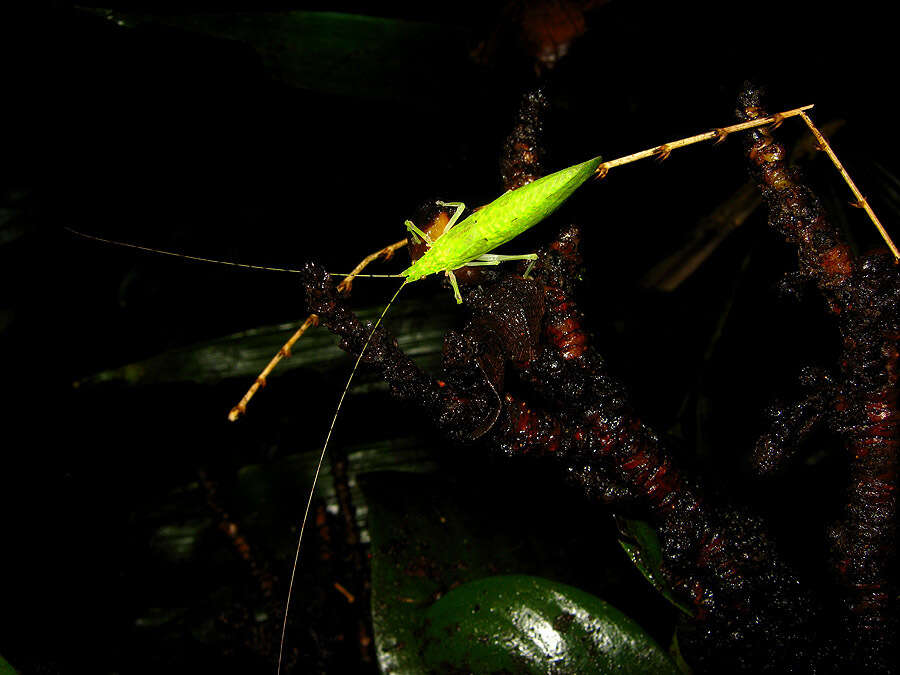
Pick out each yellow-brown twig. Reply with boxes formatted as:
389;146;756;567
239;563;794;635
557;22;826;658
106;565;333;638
337;238;407;294
594;104;815;176
233;104;882;421
333;581;356;603
228;238;408;421
798;111;899;261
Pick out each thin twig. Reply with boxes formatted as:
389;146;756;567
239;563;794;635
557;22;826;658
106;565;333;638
641;118;846;292
798;111;899;260
336;238;407;294
233;106;822;420
228;238;407;421
594;104;815;177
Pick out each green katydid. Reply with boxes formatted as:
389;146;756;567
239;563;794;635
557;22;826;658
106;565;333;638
400;154;604;297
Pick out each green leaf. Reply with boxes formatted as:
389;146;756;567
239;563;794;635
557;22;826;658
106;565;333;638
0;653;19;675
363;471;531;675
363;472;676;674
617;517;693;616
84;10;470;100
423;575;678;674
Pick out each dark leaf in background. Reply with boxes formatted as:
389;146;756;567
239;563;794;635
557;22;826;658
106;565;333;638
76;299;452;387
83;9;472;100
0;189;35;248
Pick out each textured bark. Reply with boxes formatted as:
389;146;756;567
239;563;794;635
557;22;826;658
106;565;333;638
739;83;899;673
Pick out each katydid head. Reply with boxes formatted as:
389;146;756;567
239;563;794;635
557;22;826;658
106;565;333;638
405;200;452;262
405;200;498;293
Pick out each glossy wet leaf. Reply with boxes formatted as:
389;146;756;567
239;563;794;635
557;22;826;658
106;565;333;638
84;10;470;100
77;299;451;387
617;517;693;616
423;575;678;674
363;472;670;673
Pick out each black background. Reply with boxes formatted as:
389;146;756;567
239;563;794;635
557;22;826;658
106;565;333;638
1;2;896;672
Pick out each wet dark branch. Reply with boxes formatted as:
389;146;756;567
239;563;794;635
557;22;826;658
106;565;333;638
500;86;549;190
506;227;818;672
303;222;818;671
738;83;899;672
753;367;835;475
300;261;511;442
736;86;854;308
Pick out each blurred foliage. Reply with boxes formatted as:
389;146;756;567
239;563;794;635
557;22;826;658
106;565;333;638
77;299;452;388
83;9;471;100
0;653;19;675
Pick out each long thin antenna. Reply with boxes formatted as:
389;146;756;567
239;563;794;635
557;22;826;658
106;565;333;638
330;272;406;278
276;279;408;675
796;111;900;260
65;227;307;274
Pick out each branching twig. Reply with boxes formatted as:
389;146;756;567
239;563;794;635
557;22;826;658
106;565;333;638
228;238;406;421
739;84;899;673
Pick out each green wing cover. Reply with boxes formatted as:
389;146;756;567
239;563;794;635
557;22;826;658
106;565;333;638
404;156;602;280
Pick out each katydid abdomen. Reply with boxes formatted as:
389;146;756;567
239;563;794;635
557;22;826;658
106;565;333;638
402;155;603;281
